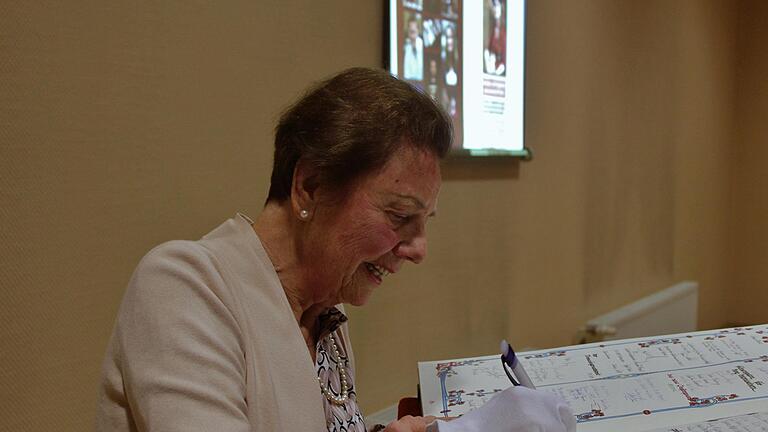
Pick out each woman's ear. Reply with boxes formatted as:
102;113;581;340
291;159;321;221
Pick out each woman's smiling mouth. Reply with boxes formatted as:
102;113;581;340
364;262;390;283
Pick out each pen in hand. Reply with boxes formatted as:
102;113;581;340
500;339;536;389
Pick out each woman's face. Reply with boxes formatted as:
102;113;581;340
303;145;441;307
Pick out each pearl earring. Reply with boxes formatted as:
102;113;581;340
299;209;309;219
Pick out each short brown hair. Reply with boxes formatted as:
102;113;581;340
266;67;452;203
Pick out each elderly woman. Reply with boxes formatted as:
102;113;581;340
96;68;574;432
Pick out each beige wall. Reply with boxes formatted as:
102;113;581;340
729;0;768;326
0;1;764;430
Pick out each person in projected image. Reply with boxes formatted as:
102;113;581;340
443;0;458;18
427;58;440;99
403;16;424;81
422;18;439;48
96;68;575;432
443;25;458;86
484;0;507;76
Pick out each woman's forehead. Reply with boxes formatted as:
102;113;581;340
366;148;441;206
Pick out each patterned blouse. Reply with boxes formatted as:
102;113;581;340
315;308;383;432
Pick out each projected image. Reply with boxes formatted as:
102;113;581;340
398;0;463;148
390;0;526;156
484;0;506;76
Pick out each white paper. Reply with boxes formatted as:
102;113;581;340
418;325;768;431
646;412;768;431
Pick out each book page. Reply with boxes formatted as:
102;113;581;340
418;325;768;431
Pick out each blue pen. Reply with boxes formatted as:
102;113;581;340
500;340;536;389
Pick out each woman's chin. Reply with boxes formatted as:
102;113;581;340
347;298;367;307
344;286;377;307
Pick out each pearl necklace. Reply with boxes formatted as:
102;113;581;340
317;332;349;405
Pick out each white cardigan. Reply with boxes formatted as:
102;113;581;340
96;214;355;431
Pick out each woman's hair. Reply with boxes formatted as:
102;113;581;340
266;67;453;203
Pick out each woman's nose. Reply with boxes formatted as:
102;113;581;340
394;236;427;264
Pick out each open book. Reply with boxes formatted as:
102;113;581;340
418;325;768;431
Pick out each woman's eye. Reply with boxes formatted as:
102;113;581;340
388;212;410;223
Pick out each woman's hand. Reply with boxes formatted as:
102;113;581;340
384;415;437;432
435;386;576;432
